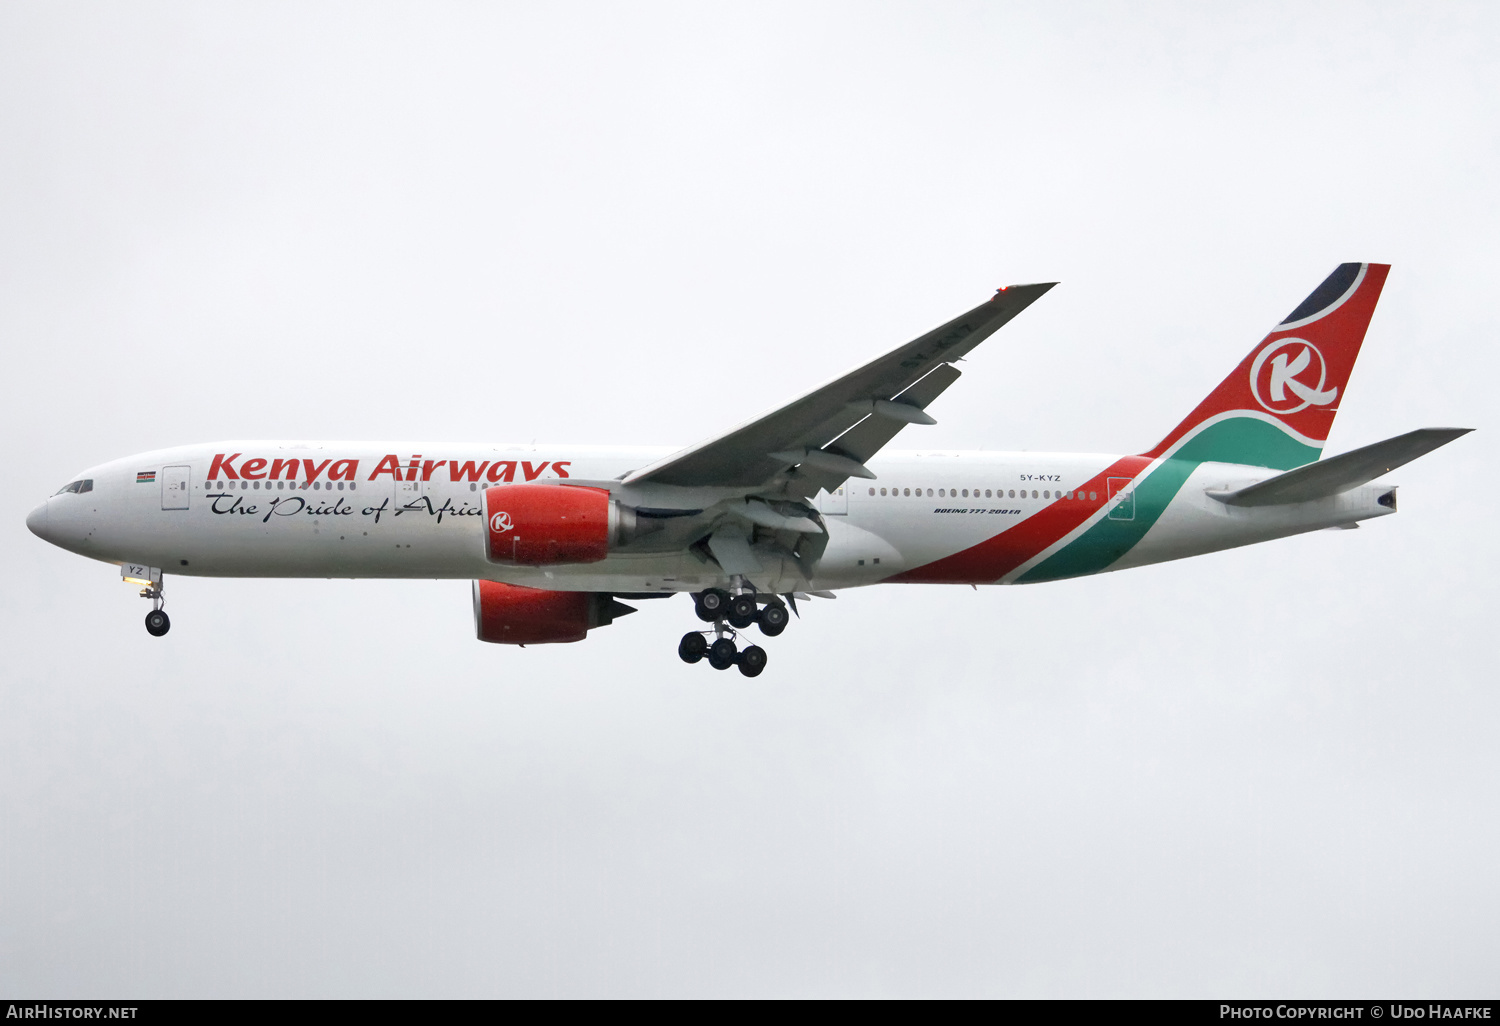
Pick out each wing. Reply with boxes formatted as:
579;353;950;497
622;282;1057;495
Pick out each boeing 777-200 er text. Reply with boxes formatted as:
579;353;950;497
27;264;1471;676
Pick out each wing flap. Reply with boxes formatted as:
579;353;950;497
795;363;964;496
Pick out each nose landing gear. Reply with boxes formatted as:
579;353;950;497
140;581;170;637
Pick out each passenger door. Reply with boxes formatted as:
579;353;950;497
393;474;427;511
161;465;191;510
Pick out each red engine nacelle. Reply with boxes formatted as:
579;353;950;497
472;580;634;645
482;484;634;566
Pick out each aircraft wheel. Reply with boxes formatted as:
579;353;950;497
695;588;729;623
737;645;767;678
727;593;758;629
708;637;737;670
144;609;171;637
758;601;789;637
678;632;708;664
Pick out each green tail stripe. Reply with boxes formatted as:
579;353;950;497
1017;418;1321;583
1171;415;1323;471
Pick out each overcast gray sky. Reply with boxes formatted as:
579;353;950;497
2;1;1496;998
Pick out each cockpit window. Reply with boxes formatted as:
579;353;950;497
53;479;93;495
79;479;93;493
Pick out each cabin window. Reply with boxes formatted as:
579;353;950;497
1089;491;1098;500
868;488;875;496
1043;490;1050;499
880;488;887;496
926;488;933;497
938;489;945;497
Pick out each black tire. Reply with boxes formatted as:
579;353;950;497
737;645;767;677
708;637;737;670
727;593;758;629
144;609;171;637
695;588;729;623
678;632;708;664
758;601;789;637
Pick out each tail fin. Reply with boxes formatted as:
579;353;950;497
1143;263;1390;470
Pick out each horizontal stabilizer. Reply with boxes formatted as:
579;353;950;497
1208;428;1472;507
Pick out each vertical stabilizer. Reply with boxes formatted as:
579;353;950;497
1143;263;1390;470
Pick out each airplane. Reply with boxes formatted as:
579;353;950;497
26;263;1471;677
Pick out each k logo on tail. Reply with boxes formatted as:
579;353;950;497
1250;338;1338;414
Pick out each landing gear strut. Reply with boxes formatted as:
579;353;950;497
140;581;170;637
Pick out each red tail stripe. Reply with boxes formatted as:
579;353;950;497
887;456;1150;584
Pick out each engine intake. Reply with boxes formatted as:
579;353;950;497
472;580;635;645
482;484;636;565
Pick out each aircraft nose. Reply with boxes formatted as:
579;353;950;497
26;501;49;540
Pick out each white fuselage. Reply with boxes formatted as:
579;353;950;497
27;441;1397;595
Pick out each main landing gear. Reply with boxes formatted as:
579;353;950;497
678;629;767;677
681;588;788;677
141;581;170;637
692;588;788;636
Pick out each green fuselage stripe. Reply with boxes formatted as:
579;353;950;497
1017;417;1322;583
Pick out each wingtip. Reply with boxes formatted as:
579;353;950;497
991;281;1059;300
